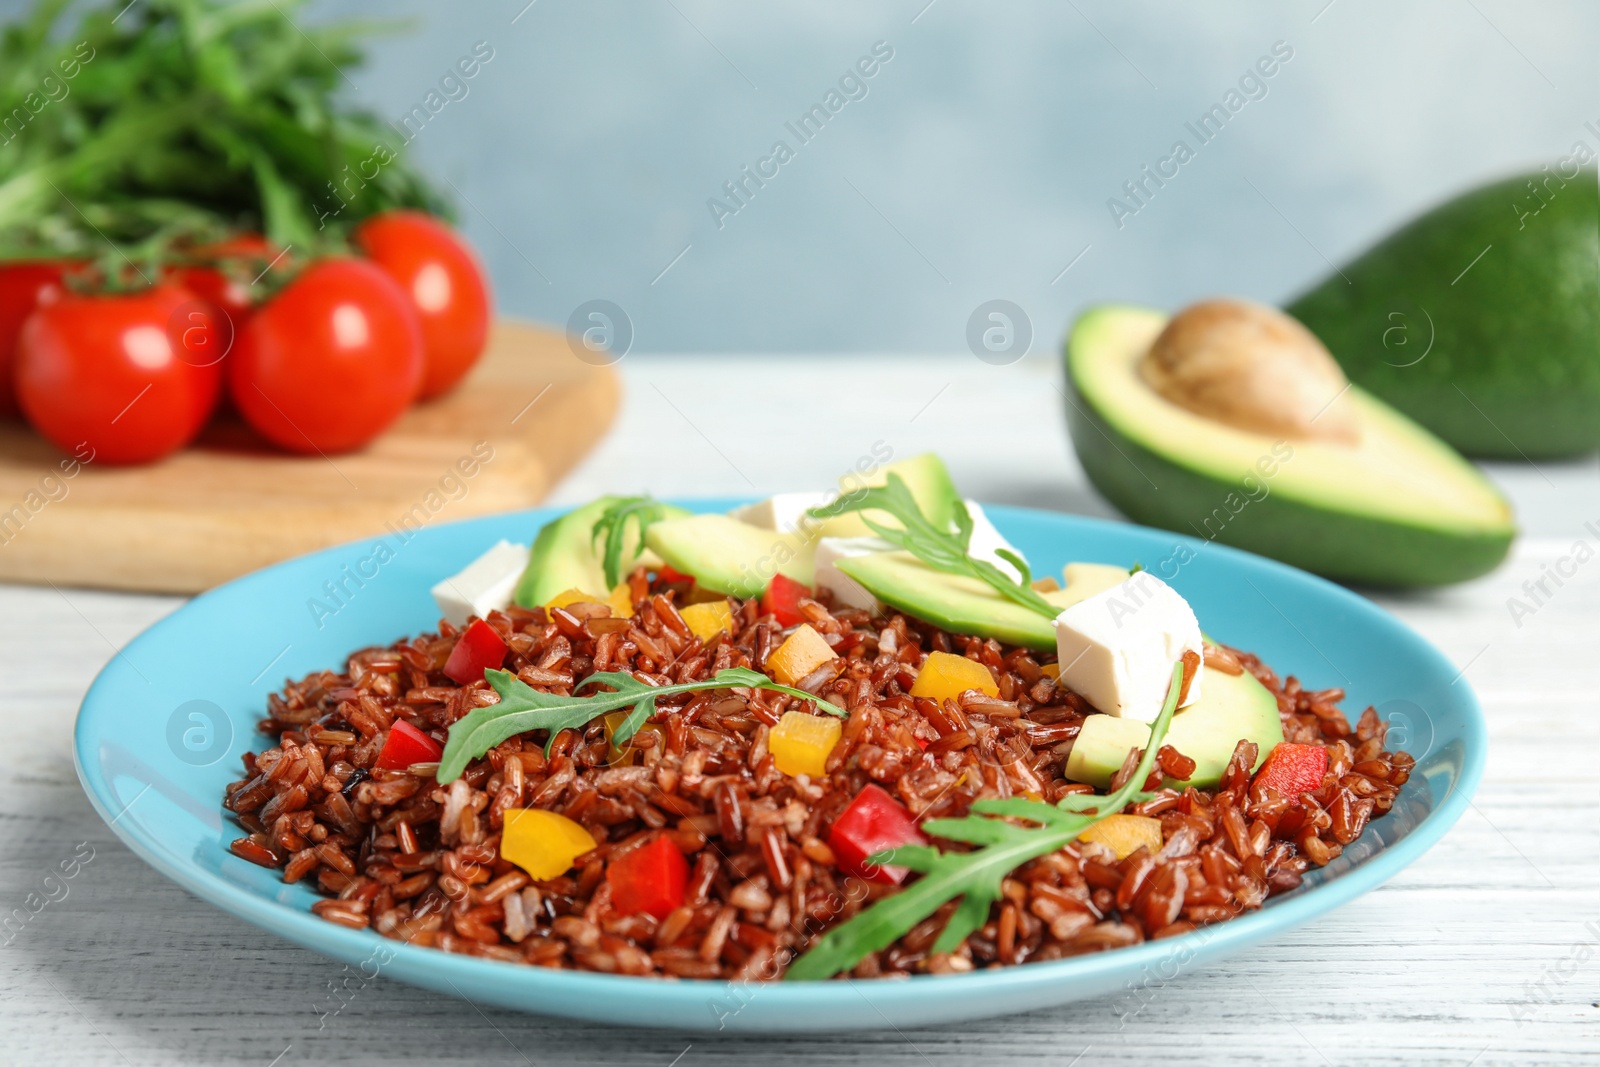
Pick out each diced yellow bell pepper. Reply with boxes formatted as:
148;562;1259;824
767;624;837;687
909;651;999;703
679;600;733;643
545;587;603;611
1040;663;1060;679
1077;813;1163;860
500;808;597;880
607;583;635;618
601;709;663;765
769;710;842;777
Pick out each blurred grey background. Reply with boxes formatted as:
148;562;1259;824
317;0;1600;353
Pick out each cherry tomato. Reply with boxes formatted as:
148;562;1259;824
170;234;284;322
228;258;423;454
15;282;224;465
0;261;73;417
354;211;490;400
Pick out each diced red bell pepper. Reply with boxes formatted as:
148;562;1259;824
656;564;693;585
1251;742;1329;802
828;783;928;885
442;618;507;685
375;720;443;770
606;836;688;920
761;573;811;628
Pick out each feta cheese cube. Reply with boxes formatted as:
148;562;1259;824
1052;571;1203;723
728;492;832;535
430;540;530;627
962;500;1023;581
813;536;893;612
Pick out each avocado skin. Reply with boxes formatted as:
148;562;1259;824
1062;377;1514;587
1287;168;1600;458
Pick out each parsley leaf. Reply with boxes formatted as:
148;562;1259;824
783;662;1184;980
806;475;1059;620
437;666;845;783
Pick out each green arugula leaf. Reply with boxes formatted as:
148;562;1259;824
0;0;446;264
783;662;1184;981
437;665;846;784
807;475;1059;620
590;496;670;591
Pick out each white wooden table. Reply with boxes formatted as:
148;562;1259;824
2;353;1596;1065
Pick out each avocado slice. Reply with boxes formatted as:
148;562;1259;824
835;551;1127;651
1288;168;1600;458
819;452;963;538
1063;667;1282;789
514;497;689;607
1065;305;1515;587
645;514;815;597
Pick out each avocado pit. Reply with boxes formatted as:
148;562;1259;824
1138;298;1361;445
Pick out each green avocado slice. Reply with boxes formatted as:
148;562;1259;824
1063;668;1282;790
645;514;815;597
818;452;963;538
834;551;1123;652
1064;305;1515;587
514;497;690;607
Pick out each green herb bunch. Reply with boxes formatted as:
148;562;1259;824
0;0;446;276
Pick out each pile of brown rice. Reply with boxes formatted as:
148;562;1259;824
224;570;1412;979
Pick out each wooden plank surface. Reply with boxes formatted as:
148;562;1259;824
3;352;1595;1065
0;319;618;593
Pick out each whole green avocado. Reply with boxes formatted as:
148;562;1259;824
1287;167;1599;458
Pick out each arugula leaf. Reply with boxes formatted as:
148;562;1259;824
807;475;1059;620
0;0;446;264
437;666;846;783
783;662;1184;981
590;496;670;591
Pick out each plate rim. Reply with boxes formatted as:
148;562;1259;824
73;500;1487;1031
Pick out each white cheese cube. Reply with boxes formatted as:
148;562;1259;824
430;540;530;627
728;492;833;535
813;536;893;612
961;500;1024;581
1052;571;1203;723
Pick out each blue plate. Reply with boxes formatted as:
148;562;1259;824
74;503;1483;1032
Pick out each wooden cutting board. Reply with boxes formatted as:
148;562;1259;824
0;319;619;594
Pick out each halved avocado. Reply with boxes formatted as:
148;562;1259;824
836;551;1125;651
818;452;963;538
1063;668;1282;789
1065;305;1515;586
645;514;814;597
514;498;689;607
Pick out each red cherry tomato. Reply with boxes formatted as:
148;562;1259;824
375;720;444;770
605;836;688;920
228;258;423;454
0;261;74;417
442;618;508;685
354;211;491;400
827;784;928;885
761;573;812;628
171;234;284;322
15;283;223;464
